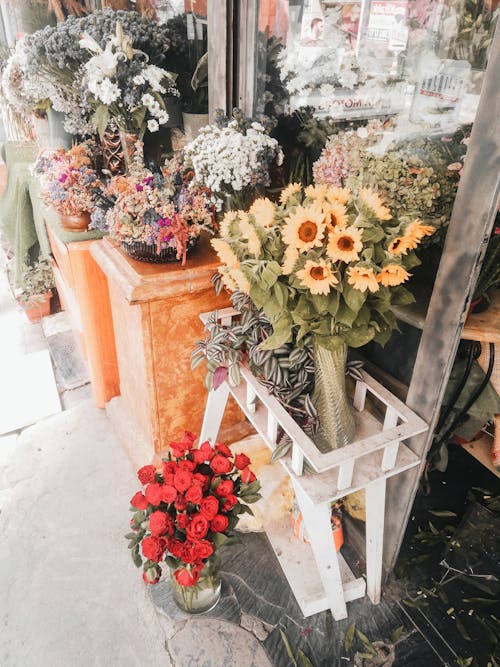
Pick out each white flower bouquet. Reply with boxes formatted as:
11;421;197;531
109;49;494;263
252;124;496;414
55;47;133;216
183;109;283;210
80;21;179;138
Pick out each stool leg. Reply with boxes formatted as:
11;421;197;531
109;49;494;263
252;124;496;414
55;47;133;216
292;480;348;620
199;383;230;445
365;478;386;605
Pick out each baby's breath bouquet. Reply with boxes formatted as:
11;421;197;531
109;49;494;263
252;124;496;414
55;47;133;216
211;184;433;452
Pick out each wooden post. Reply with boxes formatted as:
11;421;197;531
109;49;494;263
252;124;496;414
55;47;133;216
199;383;230;445
383;26;500;573
365;478;387;605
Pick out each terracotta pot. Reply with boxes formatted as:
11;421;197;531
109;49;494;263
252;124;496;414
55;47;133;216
60;212;91;232
21;291;52;323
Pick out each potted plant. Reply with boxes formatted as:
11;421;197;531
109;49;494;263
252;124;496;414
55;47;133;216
95;147;217;264
210;182;434;452
15;260;55;323
126;430;261;613
34;142;103;232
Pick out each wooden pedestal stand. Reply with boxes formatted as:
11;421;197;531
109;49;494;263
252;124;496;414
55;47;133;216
199;308;429;621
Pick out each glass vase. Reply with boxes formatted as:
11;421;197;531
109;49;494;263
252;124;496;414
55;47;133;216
312;341;355;453
169;554;221;614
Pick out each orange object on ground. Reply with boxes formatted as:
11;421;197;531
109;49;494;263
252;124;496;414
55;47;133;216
290;508;344;552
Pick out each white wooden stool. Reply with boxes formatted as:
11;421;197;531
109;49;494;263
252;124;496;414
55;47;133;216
199;307;428;620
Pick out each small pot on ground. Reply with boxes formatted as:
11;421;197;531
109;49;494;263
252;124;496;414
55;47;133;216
59;212;91;232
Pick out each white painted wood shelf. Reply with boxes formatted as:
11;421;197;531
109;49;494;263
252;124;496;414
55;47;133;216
198;307;429;620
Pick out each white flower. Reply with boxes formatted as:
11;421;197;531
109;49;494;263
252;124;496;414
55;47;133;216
147;119;159;132
133;74;146;85
85;43;119;79
144;65;167;94
157;111;169;125
95;78;120;105
141;93;154;107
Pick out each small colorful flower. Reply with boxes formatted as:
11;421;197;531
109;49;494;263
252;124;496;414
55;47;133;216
347;265;379;293
327;226;363;263
248;197;275;228
359;187;391;220
296;259;338;295
279;182;302;204
377;264;410;286
211;238;239;268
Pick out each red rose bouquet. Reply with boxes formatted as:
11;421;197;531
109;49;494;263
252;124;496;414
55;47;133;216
126;431;261;611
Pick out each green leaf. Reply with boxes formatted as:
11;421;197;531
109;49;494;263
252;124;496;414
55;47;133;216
273;281;288;309
279;629;297;667
259;319;292;350
325;610;333;638
311;294;330;314
391;285;415;306
125;532;138;540
455;618;472;641
271;439;292;461
131;545;142;568
403;251;421;270
343;282;367;316
315;334;344;352
335;301;358;327
261;261;281;288
361;226;385;243
356;629;377;654
93;104;110;139
428;510;457;518
249;283;269;309
298;648;314;667
212;532;230;548
132;105;147;132
239;493;261;503
344;326;376;348
345;622;356;652
238;504;254;516
390;626;404;644
240;480;261;496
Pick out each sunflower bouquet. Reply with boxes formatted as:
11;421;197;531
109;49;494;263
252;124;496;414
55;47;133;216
211;183;434;451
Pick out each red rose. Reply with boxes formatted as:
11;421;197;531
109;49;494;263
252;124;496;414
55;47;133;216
234;453;251;470
210;454;233;475
161;484;177;504
170;440;192;459
167;538;184;559
193;540;214;560
241;467;257;484
200;496;219;520
145;482;163;506
222;494;238;511
215;442;233;458
192;441;214;464
215;479;234;497
181;541;198;564
178;459;196;472
174;469;193;493
192;473;209;489
163;461;177;476
141;536;165;562
175;494;188;511
174;567;200;587
149;511;173;537
142;565;161;584
211;514;229;532
137;465;156;485
185;485;203;505
181;431;197;445
176;512;189;529
130;492;148;510
163;473;175;486
186;514;209;541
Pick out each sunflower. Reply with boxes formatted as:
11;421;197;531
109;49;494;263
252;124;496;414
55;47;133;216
282;205;326;252
279;182;302;204
359;187;391;220
404;220;435;243
282;245;299;275
248;197;275;228
211;238;239;268
347;266;379;293
220;267;238;292
238;212;261;257
219;210;239;237
387;235;416;255
323;200;348;232
304;184;329;203
326;186;351;206
377;264;410;286
296;259;339;295
327;226;363;263
230;268;250;294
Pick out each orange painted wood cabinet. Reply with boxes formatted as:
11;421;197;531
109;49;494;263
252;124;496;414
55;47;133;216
91;235;244;453
45;223;120;408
